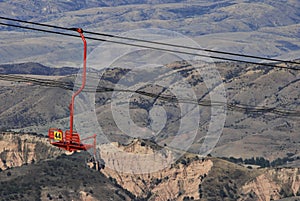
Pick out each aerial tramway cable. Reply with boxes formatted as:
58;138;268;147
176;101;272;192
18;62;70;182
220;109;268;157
0;74;299;117
0;19;299;70
0;16;299;66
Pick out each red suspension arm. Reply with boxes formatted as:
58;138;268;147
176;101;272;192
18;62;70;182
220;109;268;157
70;28;87;135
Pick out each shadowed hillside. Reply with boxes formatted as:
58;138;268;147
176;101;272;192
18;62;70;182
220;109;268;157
0;152;135;201
0;62;78;75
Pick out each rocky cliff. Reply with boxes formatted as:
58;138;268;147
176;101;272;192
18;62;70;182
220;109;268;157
98;139;300;201
240;168;300;201
2;132;300;200
0;133;134;201
0;132;62;170
100;140;212;200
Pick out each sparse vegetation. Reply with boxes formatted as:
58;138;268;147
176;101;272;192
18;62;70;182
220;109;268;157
200;158;261;200
221;156;297;168
0;152;134;201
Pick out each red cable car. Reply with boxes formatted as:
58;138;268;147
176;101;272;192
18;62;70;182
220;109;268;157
48;28;96;156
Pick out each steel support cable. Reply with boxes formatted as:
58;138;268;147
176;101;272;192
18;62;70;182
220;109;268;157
1;74;299;117
1;16;300;65
0;22;300;71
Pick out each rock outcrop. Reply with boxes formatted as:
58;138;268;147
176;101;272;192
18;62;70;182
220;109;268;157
2;132;300;201
0;132;62;170
240;168;300;201
99;139;213;201
98;139;300;201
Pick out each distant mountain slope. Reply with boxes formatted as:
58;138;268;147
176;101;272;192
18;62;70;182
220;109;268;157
0;0;186;19
0;0;299;66
2;0;298;35
0;62;78;75
1;0;299;28
1;61;299;161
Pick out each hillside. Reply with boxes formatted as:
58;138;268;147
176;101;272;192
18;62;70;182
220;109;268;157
0;153;134;201
0;132;62;170
1;61;299;161
0;0;299;66
2;132;300;201
0;62;78;75
94;138;300;201
0;132;135;201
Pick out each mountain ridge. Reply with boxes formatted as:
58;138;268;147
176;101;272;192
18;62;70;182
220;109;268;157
0;62;78;75
0;61;299;161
